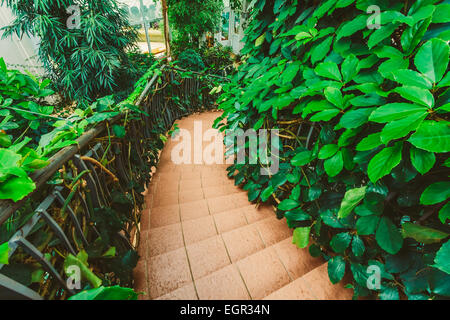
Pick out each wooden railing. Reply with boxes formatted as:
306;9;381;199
0;66;218;300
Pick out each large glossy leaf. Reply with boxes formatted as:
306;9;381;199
0;242;9;265
369;103;428;123
420;181;450;205
392;69;433;89
315;62;342;81
328;256;346;284
414;38;449;83
324;150;343;177
330;232;352;253
433;240;450;275
68;286;138;300
376;217;403;255
338;186;367;218
368;142;403;183
291;150;313;166
410;146;436;175
380;112;427;144
402;222;449;244
0;175;35;202
393;86;434;107
409;121;450;153
293;227;311;249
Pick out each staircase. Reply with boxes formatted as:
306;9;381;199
133;111;353;300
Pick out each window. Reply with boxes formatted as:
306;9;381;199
221;11;230;41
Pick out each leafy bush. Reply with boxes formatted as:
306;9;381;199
216;0;450;300
177;49;206;71
2;0;139;105
199;44;235;74
168;0;224;50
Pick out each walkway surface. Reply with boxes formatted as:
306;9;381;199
134;111;353;300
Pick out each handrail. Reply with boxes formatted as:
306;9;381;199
0;64;221;299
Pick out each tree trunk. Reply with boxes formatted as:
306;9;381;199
161;0;171;59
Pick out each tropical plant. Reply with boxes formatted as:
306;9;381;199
215;0;450;300
1;0;139;105
199;44;235;74
177;49;206;71
167;0;224;50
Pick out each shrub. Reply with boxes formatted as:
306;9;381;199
167;0;224;50
177;49;205;71
2;0;139;105
216;0;450;300
199;44;235;74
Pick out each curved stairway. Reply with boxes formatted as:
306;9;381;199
133;111;353;300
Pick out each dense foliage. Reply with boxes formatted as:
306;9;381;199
2;0;139;105
216;0;450;300
177;49;206;71
167;0;224;51
0;58;220;299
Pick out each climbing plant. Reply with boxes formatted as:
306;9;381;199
215;0;450;300
2;0;139;105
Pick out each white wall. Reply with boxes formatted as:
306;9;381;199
0;4;44;75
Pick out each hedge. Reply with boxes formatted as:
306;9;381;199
215;0;450;300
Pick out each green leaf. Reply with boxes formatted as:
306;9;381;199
420;181;450;205
369;103;428;123
328;256;346;284
368;142;403;183
356;132;382;151
432;4;450;23
293;227;311;249
352;235;365;257
341;54;359;83
291;150;313;166
340;108;375;129
336;14;368;40
261;185;274;202
0;242;9;265
356;215;380;236
338;186;367;218
311;36;333;65
368;23;399;49
376;217;403;255
402;222;449;244
380;112;427;144
433;240;450;274
278;199;300;211
324;150;344;177
318;144;339;159
439;202;450;224
379;286;400;300
310;109;341;121
0;176;36;202
112;125;126;138
410;146;436;175
392;69;432;89
255;34;265;47
330;232;352;253
409;121;450;153
68;286;138;300
393;86;434;108
315;62;342;81
414;38;449;83
320;210;346;228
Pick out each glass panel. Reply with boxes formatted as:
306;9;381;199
234;12;240;34
222;12;230;41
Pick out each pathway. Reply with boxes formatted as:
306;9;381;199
133;111;353;300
